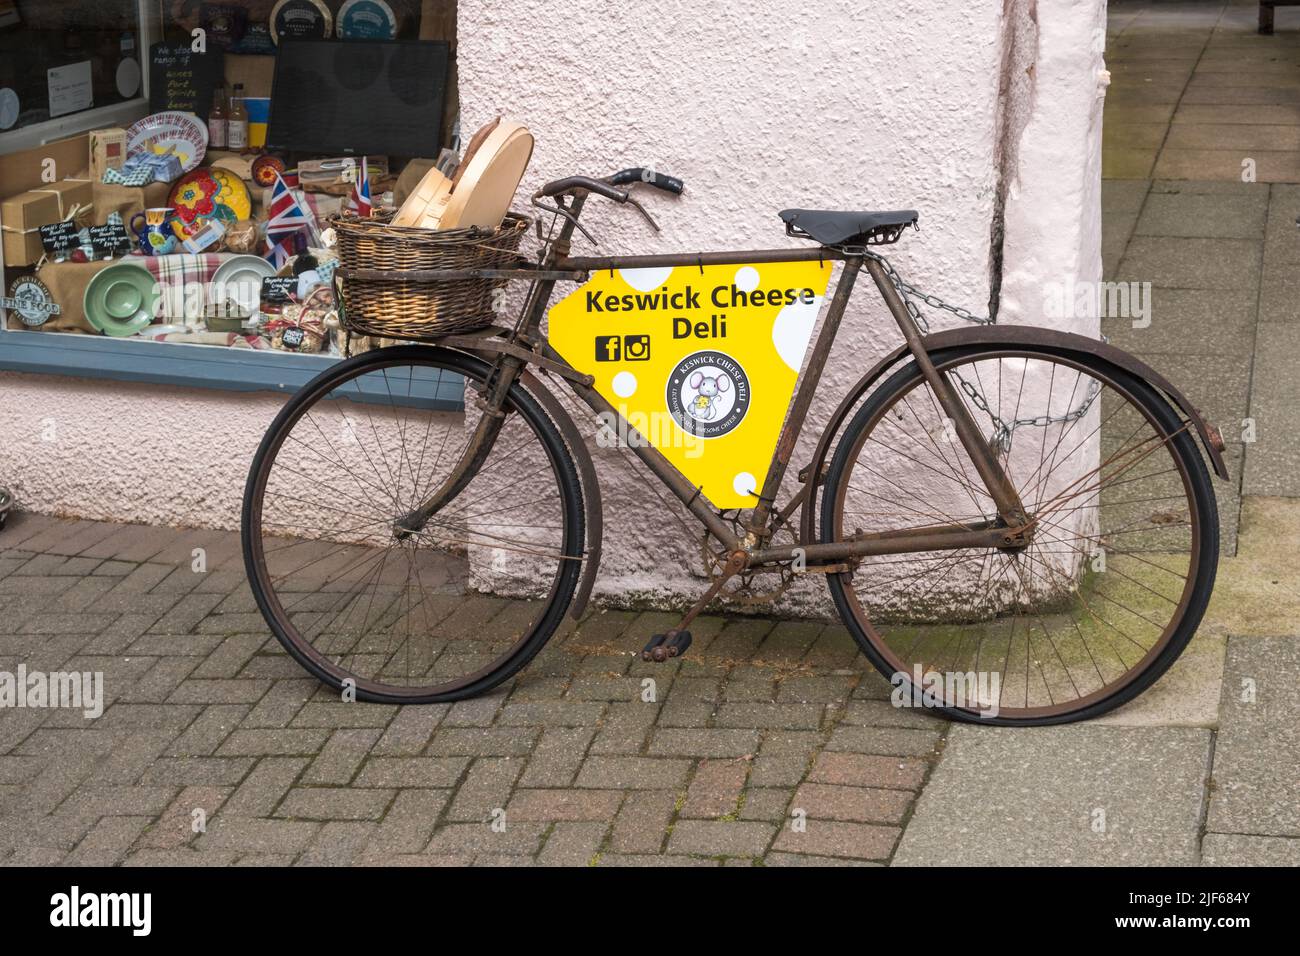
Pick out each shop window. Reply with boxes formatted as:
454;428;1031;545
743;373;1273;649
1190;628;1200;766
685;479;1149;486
0;0;460;397
0;0;150;146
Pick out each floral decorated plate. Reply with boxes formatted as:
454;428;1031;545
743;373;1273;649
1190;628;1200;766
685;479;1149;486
124;111;209;174
168;167;253;239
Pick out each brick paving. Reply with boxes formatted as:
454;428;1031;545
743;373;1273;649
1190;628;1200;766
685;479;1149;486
0;512;945;867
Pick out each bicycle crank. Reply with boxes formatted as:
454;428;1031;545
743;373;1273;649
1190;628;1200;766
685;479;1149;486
643;550;748;662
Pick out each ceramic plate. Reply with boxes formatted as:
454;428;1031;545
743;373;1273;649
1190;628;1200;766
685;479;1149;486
125;111;209;174
337;0;396;38
83;263;159;337
169;167;253;237
212;255;276;313
251;153;286;188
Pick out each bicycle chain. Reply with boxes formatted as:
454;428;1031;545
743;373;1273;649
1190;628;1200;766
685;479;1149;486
867;251;1102;452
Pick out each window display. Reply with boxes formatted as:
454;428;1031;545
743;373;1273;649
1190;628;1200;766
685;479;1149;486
0;0;460;381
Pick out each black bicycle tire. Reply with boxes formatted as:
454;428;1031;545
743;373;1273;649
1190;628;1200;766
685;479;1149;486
241;344;585;704
820;344;1219;726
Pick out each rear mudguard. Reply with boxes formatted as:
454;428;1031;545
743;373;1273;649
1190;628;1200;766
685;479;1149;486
797;325;1231;545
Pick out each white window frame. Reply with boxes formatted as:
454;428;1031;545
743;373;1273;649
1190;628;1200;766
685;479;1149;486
0;0;159;157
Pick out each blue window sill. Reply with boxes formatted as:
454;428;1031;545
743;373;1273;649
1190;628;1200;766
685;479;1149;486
0;330;465;410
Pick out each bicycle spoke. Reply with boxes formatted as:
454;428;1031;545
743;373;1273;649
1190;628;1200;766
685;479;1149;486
828;348;1209;721
248;354;578;699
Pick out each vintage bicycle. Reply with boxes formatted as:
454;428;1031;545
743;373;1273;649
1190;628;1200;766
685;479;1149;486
241;168;1227;725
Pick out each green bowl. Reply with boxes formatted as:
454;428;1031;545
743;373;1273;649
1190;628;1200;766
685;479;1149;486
83;263;159;337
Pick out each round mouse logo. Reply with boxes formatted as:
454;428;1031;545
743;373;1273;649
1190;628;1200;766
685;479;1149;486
666;350;751;439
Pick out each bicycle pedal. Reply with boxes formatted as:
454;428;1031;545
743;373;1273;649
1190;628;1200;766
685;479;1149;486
642;630;692;663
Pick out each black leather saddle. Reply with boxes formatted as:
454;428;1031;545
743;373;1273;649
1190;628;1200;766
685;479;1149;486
779;208;918;247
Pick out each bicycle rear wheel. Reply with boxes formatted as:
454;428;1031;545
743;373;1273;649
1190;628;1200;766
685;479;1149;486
242;345;584;703
820;344;1218;725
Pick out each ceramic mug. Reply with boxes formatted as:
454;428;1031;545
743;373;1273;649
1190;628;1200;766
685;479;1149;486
130;207;179;256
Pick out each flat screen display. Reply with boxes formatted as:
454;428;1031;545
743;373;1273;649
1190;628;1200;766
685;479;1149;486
266;39;449;156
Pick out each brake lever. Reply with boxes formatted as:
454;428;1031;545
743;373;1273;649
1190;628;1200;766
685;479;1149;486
530;194;600;247
625;195;660;233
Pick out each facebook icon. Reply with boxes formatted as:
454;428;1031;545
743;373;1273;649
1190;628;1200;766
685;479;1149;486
595;335;621;362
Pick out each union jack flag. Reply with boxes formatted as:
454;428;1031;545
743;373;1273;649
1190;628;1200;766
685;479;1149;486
350;156;372;218
265;171;310;268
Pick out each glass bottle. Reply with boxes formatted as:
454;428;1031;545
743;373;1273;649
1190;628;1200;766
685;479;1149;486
208;86;227;149
227;84;248;150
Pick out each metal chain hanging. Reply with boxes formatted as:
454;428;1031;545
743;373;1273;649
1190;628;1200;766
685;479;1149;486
866;250;1102;452
865;250;995;333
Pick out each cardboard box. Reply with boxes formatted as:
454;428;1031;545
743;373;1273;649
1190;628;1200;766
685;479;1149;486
89;128;128;181
1;179;94;267
2;227;45;267
91;179;171;227
0;134;90;196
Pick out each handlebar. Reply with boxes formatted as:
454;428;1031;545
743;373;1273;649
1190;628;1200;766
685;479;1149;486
535;168;686;200
533;167;683;241
535;175;630;202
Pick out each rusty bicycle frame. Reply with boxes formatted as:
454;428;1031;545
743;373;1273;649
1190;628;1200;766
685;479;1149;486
392;178;1229;646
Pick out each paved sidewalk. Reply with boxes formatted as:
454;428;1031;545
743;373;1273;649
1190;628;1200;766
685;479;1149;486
1105;1;1300;182
2;496;1296;866
1103;0;1300;549
0;512;946;866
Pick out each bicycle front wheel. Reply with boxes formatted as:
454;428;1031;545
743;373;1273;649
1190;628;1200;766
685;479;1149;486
821;344;1218;725
242;345;585;703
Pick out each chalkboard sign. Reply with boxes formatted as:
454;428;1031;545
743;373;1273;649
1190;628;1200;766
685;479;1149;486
261;275;297;304
39;221;81;254
89;223;132;258
149;43;225;121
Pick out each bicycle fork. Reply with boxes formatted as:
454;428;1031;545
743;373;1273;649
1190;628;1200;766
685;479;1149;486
394;354;523;539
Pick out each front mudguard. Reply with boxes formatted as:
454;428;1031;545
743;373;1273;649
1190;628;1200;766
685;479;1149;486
798;325;1230;545
436;333;604;620
517;369;603;619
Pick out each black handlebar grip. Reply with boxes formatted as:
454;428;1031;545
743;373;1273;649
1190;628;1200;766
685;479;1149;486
608;167;686;195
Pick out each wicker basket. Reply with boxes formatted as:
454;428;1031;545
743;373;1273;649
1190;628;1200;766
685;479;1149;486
334;212;530;340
